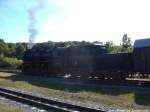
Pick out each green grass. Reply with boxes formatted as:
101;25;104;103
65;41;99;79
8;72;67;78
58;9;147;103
0;72;149;110
0;102;22;112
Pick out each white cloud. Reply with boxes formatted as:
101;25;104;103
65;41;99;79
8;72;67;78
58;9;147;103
37;0;150;44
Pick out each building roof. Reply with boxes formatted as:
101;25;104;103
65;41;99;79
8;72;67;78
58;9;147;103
134;38;150;48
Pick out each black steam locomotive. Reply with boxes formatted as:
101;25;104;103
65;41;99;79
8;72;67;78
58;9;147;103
22;38;150;80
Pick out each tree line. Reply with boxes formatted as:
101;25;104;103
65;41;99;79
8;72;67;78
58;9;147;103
33;34;132;53
0;34;132;69
0;39;26;69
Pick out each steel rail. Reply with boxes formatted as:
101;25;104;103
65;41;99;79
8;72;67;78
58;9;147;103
0;87;104;112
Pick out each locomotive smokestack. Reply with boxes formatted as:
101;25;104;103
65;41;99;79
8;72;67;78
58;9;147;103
27;0;44;49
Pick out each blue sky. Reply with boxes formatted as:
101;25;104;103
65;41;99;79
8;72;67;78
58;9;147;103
0;0;150;44
0;0;59;42
0;0;33;42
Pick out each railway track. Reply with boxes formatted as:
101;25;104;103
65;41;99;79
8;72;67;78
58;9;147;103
0;87;104;112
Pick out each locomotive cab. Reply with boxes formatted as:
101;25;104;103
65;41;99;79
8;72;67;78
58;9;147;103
133;38;150;74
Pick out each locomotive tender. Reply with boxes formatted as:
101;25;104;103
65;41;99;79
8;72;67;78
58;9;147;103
22;38;150;80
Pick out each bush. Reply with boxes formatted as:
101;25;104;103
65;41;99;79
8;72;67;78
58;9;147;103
0;57;22;69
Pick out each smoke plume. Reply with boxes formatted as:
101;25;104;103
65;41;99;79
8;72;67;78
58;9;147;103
28;0;44;49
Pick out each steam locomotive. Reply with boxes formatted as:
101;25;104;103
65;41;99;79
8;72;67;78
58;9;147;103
22;38;150;80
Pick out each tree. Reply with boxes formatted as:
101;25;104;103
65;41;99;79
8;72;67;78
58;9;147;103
15;43;26;59
105;41;114;53
121;34;132;52
7;43;16;57
0;43;9;57
0;38;4;43
0;57;22;69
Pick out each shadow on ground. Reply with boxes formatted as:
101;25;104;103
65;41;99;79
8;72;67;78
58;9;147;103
0;73;150;107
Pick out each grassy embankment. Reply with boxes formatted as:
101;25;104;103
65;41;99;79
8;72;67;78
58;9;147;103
0;101;22;112
0;72;149;110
